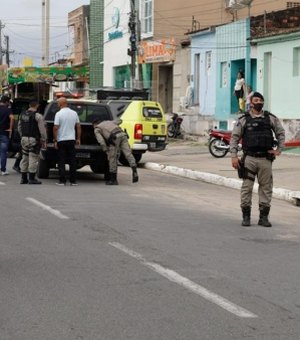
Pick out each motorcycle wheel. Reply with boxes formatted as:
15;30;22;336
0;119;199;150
208;138;229;158
167;123;175;138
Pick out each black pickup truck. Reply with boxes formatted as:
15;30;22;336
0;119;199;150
37;99;113;179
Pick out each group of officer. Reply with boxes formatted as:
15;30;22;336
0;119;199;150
0;96;46;183
2;92;286;228
5;96;138;186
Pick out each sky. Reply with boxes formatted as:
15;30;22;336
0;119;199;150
1;0;89;67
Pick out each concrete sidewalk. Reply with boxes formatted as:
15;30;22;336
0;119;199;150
142;140;300;206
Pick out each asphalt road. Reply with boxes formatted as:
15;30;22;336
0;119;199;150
1;160;300;339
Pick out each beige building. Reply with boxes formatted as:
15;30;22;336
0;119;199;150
68;5;90;67
145;0;295;113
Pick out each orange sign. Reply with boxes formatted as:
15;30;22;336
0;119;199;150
138;38;176;64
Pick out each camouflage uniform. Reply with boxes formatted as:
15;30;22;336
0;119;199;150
94;120;138;184
230;110;285;225
18;110;47;183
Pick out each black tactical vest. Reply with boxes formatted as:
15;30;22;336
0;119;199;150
242;112;274;152
20;110;40;138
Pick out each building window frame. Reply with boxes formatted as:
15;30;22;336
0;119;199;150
141;0;153;38
287;2;300;8
194;53;200;105
293;46;300;76
220;62;228;88
206;51;212;75
77;27;81;43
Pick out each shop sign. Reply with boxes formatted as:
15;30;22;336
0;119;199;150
7;66;89;84
138;38;176;64
108;7;123;41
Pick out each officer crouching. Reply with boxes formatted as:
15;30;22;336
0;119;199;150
93;119;138;185
18;100;47;184
230;92;285;227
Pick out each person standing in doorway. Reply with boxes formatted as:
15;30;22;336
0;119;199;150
0;95;14;176
233;71;245;112
230;92;285;228
18;99;47;184
53;97;81;186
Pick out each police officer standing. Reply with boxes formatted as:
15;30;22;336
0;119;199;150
18;100;47;184
93;119;138;185
230;92;285;227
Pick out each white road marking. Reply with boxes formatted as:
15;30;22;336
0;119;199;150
0;181;5;185
109;242;258;319
26;197;69;220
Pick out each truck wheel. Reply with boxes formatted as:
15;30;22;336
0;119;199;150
119;153;142;166
90;163;104;174
37;159;50;178
134;153;142;163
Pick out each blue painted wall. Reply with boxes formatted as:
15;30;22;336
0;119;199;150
190;29;216;115
215;19;250;121
255;32;300;119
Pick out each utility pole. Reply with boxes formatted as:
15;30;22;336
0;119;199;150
0;20;4;65
4;35;10;67
136;6;143;89
128;0;137;88
42;0;50;66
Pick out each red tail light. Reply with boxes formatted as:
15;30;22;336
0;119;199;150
134;124;143;140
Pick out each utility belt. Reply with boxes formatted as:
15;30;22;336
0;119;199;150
22;135;39;139
238;150;275;180
107;128;124;145
111;127;123;137
245;151;269;158
245;150;275;161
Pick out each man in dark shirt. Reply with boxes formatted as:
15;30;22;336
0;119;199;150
0;96;14;175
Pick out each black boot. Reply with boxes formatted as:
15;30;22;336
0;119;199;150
258;205;272;227
132;166;139;183
20;172;28;184
104;172;111;183
106;172;118;185
241;206;251;226
28;172;42;184
13;156;21;173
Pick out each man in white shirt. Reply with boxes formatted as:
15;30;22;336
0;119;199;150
53;97;81;186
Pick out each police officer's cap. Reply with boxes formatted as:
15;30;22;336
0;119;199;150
252;92;264;101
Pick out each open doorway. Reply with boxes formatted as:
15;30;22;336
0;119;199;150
263;52;272;111
158;65;173;113
231;60;245;114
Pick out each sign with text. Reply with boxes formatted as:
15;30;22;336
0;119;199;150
7;66;89;84
138;39;176;64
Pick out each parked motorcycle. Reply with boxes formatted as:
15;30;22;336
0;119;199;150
208;129;242;158
168;113;184;138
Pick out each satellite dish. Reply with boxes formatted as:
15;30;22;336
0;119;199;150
227;0;253;10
